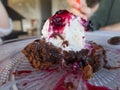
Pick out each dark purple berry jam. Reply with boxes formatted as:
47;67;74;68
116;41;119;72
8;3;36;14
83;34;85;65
49;10;73;38
81;18;93;31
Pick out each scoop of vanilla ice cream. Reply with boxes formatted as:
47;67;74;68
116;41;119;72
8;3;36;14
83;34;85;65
42;10;85;51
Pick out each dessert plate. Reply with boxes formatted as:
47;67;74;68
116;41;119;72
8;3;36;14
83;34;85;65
0;46;120;90
0;31;120;90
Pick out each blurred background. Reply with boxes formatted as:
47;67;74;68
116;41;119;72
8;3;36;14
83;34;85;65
1;0;70;41
1;0;120;41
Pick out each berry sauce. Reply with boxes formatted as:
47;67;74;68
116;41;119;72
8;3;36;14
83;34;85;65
49;10;73;38
48;10;93;38
12;70;32;75
86;83;110;90
81;18;93;31
54;73;110;90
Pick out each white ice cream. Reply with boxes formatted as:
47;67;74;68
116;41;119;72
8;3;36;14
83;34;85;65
42;11;85;51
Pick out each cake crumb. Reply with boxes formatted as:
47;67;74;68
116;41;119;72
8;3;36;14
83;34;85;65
82;64;93;80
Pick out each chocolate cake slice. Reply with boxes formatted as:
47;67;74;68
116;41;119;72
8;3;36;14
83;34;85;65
22;39;106;73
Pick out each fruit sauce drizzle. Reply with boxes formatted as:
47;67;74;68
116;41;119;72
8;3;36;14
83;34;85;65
13;67;110;90
13;68;59;86
49;10;73;38
53;69;110;90
48;10;93;46
49;10;93;37
54;76;110;90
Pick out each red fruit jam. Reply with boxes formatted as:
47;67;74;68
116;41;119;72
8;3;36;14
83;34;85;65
49;10;74;38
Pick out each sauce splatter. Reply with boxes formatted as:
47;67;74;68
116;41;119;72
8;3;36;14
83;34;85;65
12;70;32;75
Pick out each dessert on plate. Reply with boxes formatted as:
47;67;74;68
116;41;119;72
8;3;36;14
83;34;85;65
22;10;106;80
